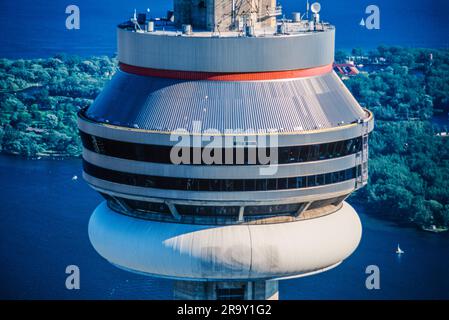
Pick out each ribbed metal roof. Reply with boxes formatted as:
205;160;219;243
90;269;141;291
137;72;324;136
85;71;367;133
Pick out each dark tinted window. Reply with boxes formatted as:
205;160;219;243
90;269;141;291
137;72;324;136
83;160;360;192
216;287;245;300
122;198;171;214
244;203;303;216
105;196;347;219
176;205;239;216
308;195;347;210
80;130;364;165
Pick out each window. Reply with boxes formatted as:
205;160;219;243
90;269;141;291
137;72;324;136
256;179;267;191
83;161;360;192
345;168;354;180
176;205;239;217
309;145;320;161
319;143;329;160
298;145;310;162
267;178;277;190
106;196;171;215
307;175;317;187
277;178;287;190
308;195;347;210
106;195;345;220
279;148;290;164
233;179;244;191
344;139;354;155
224;180;235;192
324;173;332;184
288;177;297;189
339;170;346;181
334;141;344;157
244;203;304;216
331;171;340;184
316;174;325;186
210;179;222;191
80;130;366;165
216;287;245;300
244;179;256;191
327;143;336;159
288;147;299;162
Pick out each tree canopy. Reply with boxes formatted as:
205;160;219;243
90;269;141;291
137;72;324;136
338;46;449;229
0;55;116;157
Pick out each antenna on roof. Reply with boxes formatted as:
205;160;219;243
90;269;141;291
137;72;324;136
232;0;236;28
311;2;321;14
306;0;310;20
311;2;321;30
131;9;143;32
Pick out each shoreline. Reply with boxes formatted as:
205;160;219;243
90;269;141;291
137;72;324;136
0;151;80;161
350;198;449;234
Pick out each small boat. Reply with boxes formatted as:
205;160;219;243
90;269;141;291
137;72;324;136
396;244;404;254
72;175;78;181
422;225;449;233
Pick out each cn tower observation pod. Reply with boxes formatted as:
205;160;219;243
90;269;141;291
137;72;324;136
89;201;362;281
79;0;374;300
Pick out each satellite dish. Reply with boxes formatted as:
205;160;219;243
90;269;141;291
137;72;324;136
311;2;321;14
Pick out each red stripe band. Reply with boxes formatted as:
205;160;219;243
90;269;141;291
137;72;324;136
119;63;333;81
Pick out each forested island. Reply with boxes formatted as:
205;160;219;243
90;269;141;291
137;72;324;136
0;47;448;230
0;55;116;157
339;46;449;231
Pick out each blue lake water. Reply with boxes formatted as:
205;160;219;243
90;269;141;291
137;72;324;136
433;113;449;128
0;155;448;299
0;0;448;59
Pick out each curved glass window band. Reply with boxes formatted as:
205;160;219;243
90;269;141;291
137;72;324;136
84;160;360;192
80;131;362;165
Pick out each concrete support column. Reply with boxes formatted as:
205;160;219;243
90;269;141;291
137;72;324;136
173;280;279;300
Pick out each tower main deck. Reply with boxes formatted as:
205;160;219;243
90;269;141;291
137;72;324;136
79;0;374;300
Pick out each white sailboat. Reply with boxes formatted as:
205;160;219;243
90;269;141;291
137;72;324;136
396;244;405;254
